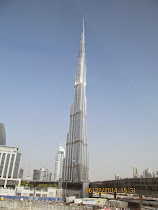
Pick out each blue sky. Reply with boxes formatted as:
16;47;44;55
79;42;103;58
0;0;158;181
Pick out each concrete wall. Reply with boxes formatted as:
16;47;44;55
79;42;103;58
61;182;89;198
63;189;81;198
0;201;93;209
0;188;15;196
109;200;128;208
95;198;107;206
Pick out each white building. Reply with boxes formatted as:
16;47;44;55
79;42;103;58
143;168;152;178
39;168;52;182
16;186;62;198
0;186;62;198
115;174;120;180
153;171;158;177
33;168;52;182
133;166;139;178
0;145;21;188
54;145;65;182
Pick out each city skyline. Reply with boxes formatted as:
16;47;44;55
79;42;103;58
0;0;158;181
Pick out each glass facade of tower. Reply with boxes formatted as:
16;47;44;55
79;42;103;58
62;22;89;182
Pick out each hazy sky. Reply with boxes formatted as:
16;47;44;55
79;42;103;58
0;0;158;181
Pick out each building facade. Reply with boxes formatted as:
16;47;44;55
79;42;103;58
115;174;120;180
153;171;158;177
143;168;152;178
54;145;65;182
133;166;139;178
33;169;40;181
33;168;52;182
0;145;21;187
19;168;24;179
62;21;89;182
0;123;6;145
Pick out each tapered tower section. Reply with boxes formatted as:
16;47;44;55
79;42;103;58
63;21;89;182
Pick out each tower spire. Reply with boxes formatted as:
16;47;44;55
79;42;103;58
77;19;86;84
82;18;84;32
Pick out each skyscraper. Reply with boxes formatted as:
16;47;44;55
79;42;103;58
54;145;65;182
115;174;120;180
133;166;139;178
0;123;6;145
62;20;89;182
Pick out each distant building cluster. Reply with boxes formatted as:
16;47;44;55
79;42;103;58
133;166;158;178
32;145;65;182
0;121;66;184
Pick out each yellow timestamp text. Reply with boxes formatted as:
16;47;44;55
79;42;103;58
86;188;136;194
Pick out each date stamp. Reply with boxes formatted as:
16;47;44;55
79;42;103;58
86;188;135;194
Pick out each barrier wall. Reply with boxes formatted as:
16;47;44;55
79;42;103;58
0;201;93;209
0;194;63;201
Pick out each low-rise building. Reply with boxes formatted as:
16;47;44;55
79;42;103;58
16;186;62;198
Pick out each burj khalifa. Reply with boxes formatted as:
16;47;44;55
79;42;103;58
62;20;89;182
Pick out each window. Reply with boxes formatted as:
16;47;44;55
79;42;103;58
8;154;15;178
3;154;10;178
0;153;6;177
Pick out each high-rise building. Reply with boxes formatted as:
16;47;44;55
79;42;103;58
0;123;6;145
0;145;21;187
33;168;52;182
19;168;24;179
153;171;158;178
62;20;89;182
115;174;120;180
143;168;152;178
33;169;40;181
54;145;65;182
133;166;139;178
